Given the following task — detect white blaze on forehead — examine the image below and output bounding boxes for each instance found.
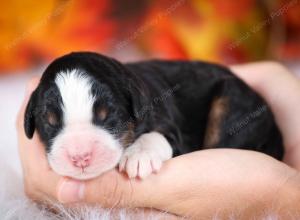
[55,69,95,124]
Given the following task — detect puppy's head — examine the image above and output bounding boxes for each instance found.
[24,52,146,180]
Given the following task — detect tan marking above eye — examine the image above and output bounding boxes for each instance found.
[97,108,108,121]
[47,111,59,126]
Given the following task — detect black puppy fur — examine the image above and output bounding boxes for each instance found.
[24,52,284,160]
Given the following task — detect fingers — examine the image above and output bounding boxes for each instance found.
[19,134,61,203]
[54,169,140,206]
[230,62,300,169]
[230,61,286,87]
[77,170,139,207]
[24,163,61,203]
[56,178,85,203]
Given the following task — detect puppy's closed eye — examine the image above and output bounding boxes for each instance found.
[46,111,59,127]
[96,107,108,121]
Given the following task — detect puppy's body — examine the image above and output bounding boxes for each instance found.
[24,52,283,180]
[126,60,283,157]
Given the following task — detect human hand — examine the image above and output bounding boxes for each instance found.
[231,62,300,170]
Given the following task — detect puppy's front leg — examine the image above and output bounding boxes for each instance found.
[119,132,173,179]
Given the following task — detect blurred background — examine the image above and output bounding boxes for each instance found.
[0,0,300,73]
[0,0,300,173]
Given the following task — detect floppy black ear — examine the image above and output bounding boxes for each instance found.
[126,76,149,121]
[24,91,37,139]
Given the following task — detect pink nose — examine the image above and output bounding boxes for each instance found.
[69,152,92,169]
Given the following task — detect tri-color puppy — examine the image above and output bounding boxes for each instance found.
[24,52,284,180]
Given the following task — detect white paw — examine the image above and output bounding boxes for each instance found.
[118,132,172,179]
[118,144,162,179]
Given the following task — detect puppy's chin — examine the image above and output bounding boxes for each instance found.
[48,148,123,180]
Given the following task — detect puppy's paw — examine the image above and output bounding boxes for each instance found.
[119,144,162,179]
[118,132,172,179]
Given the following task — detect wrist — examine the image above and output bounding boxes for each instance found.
[231,62,300,167]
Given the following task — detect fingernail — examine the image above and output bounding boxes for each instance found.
[57,179,85,203]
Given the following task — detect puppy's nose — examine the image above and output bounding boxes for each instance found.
[69,152,92,169]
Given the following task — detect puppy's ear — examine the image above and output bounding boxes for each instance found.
[127,77,149,121]
[24,91,37,139]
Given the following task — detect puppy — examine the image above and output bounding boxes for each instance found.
[24,52,284,180]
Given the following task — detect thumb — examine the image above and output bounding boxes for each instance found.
[56,169,144,207]
[57,178,85,204]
